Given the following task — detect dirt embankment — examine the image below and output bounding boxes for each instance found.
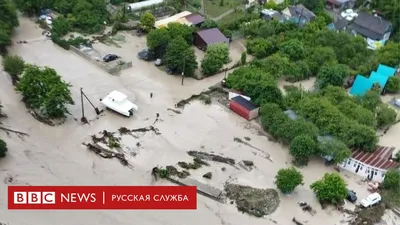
[224,183,280,218]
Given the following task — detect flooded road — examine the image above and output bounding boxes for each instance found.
[0,17,398,225]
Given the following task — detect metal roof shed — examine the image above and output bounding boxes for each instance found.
[229,96,259,120]
[377,64,396,77]
[193,28,229,50]
[369,72,389,91]
[349,75,374,96]
[127,0,164,11]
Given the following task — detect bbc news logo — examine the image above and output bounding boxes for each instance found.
[9,186,197,210]
[14,192,56,204]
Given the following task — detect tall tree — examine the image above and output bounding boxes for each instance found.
[0,0,19,52]
[317,64,349,89]
[16,64,74,118]
[289,135,317,166]
[2,55,25,82]
[164,37,198,76]
[318,138,351,164]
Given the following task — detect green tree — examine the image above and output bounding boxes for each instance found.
[200,19,218,29]
[376,104,397,128]
[146,27,170,58]
[279,39,306,61]
[382,169,400,192]
[375,42,400,67]
[275,167,304,194]
[16,64,74,118]
[318,138,351,164]
[164,37,198,76]
[306,46,337,75]
[357,90,381,111]
[299,0,325,12]
[167,22,193,44]
[310,173,347,204]
[0,0,19,52]
[386,76,400,93]
[201,56,222,75]
[264,0,277,9]
[241,51,247,65]
[0,138,7,158]
[246,38,276,58]
[140,11,155,32]
[51,16,71,36]
[317,64,349,89]
[2,55,25,82]
[289,135,317,166]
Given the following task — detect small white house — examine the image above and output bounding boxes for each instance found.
[339,146,399,182]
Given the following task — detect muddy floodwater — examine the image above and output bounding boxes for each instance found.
[0,17,399,225]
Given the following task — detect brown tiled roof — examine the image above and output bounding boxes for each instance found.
[351,146,399,170]
[196,28,228,45]
[185,13,205,25]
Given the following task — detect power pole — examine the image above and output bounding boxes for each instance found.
[80,88,101,124]
[181,57,186,86]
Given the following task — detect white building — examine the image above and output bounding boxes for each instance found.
[127,0,164,12]
[339,146,399,182]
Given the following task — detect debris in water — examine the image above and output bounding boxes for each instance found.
[203,172,212,179]
[84,143,129,166]
[167,108,182,114]
[176,87,227,108]
[221,167,226,171]
[242,160,254,167]
[233,137,273,162]
[187,151,235,165]
[224,183,280,217]
[244,137,251,141]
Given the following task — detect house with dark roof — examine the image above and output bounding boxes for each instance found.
[328,18,349,32]
[193,28,229,50]
[282,4,316,26]
[339,146,399,182]
[260,9,284,21]
[348,11,392,50]
[326,0,355,12]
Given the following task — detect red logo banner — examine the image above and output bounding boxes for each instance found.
[8,186,197,210]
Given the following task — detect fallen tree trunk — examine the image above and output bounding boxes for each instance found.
[292,217,303,225]
[0,126,29,136]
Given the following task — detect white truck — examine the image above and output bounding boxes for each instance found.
[101,90,138,117]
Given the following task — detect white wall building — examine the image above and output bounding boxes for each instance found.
[339,146,399,182]
[127,0,164,12]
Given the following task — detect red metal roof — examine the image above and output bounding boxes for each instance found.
[351,146,399,170]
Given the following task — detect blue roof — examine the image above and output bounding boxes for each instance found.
[349,75,374,96]
[369,72,389,91]
[377,64,396,77]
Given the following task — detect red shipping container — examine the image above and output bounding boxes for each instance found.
[230,100,250,120]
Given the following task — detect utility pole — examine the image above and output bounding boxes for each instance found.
[81,87,85,123]
[80,88,101,124]
[181,57,186,86]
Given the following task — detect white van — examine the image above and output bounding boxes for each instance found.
[360,193,381,208]
[101,90,138,117]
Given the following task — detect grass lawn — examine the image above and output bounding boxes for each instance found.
[204,0,244,18]
[218,11,245,24]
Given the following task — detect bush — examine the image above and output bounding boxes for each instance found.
[382,169,400,192]
[386,76,400,93]
[2,55,25,81]
[0,139,7,158]
[310,173,348,205]
[275,167,304,194]
[289,135,317,166]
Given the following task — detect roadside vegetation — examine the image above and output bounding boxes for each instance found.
[0,104,7,158]
[16,64,74,119]
[0,0,19,54]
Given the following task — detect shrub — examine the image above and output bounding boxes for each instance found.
[275,167,304,194]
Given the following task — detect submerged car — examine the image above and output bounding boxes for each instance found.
[103,54,118,62]
[137,49,155,61]
[346,189,357,203]
[166,67,178,75]
[154,58,162,66]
